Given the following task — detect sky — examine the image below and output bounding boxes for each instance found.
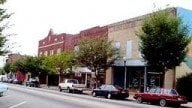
[0,0,192,66]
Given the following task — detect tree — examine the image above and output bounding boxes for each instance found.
[43,52,75,82]
[23,56,47,77]
[12,59,26,73]
[0,0,11,55]
[3,62,12,73]
[137,10,191,87]
[76,37,114,85]
[0,68,4,74]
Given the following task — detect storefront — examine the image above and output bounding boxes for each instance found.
[112,59,164,92]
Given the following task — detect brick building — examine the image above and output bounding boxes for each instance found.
[106,7,192,92]
[38,26,108,56]
[38,26,108,86]
[38,7,192,90]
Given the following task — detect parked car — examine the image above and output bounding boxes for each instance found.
[7,78,14,83]
[26,78,39,87]
[12,79,23,85]
[134,88,187,107]
[58,79,86,93]
[0,83,8,97]
[92,84,129,99]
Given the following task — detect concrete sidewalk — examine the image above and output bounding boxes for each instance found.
[40,85,192,108]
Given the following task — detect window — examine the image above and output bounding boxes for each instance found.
[149,88,156,93]
[50,50,54,55]
[67,79,78,84]
[39,52,43,56]
[55,38,57,41]
[114,41,120,57]
[99,85,106,90]
[57,48,61,54]
[104,85,112,90]
[74,45,79,52]
[155,88,161,94]
[126,40,132,58]
[44,51,48,56]
[170,89,178,95]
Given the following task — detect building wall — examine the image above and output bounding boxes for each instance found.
[38,7,192,89]
[174,8,192,79]
[38,26,108,56]
[7,53,27,64]
[38,29,66,56]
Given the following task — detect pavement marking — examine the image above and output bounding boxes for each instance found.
[9,101,27,108]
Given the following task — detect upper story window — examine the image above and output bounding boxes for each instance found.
[39,52,43,56]
[50,50,54,55]
[126,40,132,58]
[74,45,79,52]
[44,51,48,56]
[55,38,57,41]
[57,48,61,54]
[114,41,120,57]
[43,42,45,45]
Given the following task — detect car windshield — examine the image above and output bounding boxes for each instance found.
[114,85,123,90]
[164,89,178,95]
[67,79,78,84]
[170,89,178,95]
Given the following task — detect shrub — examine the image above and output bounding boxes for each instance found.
[176,73,192,101]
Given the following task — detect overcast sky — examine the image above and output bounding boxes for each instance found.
[2,0,192,57]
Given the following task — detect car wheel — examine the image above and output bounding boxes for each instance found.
[175,104,181,108]
[0,92,3,97]
[159,99,166,107]
[59,86,62,92]
[107,93,112,99]
[92,92,96,97]
[137,97,143,103]
[66,87,70,93]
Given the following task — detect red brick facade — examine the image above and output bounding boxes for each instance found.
[38,26,108,56]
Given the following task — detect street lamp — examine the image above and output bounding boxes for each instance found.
[123,57,127,89]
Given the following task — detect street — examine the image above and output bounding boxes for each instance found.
[0,84,165,108]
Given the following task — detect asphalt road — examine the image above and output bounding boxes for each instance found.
[0,84,166,108]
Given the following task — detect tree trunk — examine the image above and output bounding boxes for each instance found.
[163,68,176,89]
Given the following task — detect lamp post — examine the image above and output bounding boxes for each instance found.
[123,57,127,89]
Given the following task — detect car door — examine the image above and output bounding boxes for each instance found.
[96,85,106,96]
[145,88,157,102]
[102,85,111,97]
[152,88,162,102]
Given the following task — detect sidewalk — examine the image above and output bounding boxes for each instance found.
[40,85,192,108]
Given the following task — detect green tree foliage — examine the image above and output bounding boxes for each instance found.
[3,62,13,73]
[12,59,26,73]
[23,56,47,77]
[76,37,114,75]
[0,0,11,55]
[0,68,4,74]
[176,73,192,101]
[138,10,191,71]
[4,56,48,77]
[42,52,75,75]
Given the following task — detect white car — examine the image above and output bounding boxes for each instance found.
[58,79,85,93]
[0,83,8,96]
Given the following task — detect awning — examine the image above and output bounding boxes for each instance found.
[113,59,147,67]
[73,67,92,73]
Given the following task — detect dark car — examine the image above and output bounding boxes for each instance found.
[92,84,129,99]
[26,78,39,87]
[134,88,187,107]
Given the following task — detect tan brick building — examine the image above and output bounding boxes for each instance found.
[106,7,192,92]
